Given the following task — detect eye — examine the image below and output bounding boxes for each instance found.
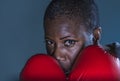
[64,40,77,47]
[45,39,55,47]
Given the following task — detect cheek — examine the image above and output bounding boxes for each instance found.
[83,33,93,46]
[67,42,84,63]
[46,46,54,55]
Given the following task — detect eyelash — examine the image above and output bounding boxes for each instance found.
[46,39,55,47]
[64,40,78,47]
[46,39,78,48]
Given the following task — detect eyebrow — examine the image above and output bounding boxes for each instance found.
[60,36,71,40]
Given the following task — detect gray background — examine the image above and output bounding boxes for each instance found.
[0,0,120,81]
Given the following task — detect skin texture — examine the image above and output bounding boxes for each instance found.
[44,16,101,74]
[43,0,102,75]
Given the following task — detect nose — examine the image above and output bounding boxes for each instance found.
[53,46,66,61]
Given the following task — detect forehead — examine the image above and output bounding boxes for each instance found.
[44,17,87,35]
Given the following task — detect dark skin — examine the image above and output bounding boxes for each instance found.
[44,16,101,74]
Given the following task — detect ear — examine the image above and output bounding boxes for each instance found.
[93,27,102,45]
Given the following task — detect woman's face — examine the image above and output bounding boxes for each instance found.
[44,17,93,73]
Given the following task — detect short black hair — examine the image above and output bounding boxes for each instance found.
[44,0,100,31]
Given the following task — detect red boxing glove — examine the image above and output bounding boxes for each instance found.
[69,45,120,81]
[20,54,66,81]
